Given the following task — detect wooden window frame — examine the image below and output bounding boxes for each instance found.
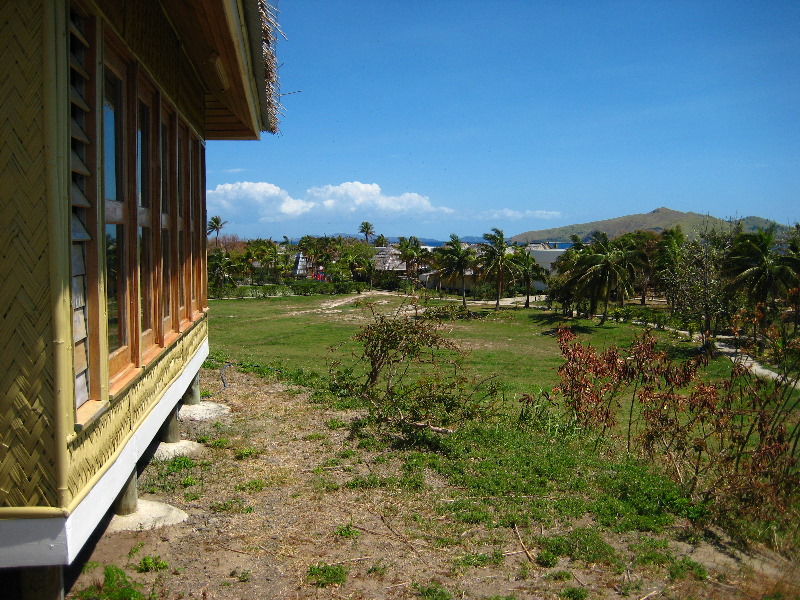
[68,2,209,415]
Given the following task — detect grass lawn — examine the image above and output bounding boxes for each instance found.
[208,294,734,400]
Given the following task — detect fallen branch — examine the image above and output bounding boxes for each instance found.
[513,524,535,563]
[329,556,373,566]
[406,421,455,435]
[351,525,432,549]
[213,543,254,556]
[385,581,412,590]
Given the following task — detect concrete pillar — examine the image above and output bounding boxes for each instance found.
[182,373,201,406]
[159,405,180,443]
[19,566,64,600]
[113,470,138,516]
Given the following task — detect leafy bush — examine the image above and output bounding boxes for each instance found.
[554,327,800,538]
[331,302,501,433]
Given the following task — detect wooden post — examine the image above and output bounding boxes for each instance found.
[159,405,180,443]
[182,372,201,405]
[19,566,64,600]
[113,470,138,516]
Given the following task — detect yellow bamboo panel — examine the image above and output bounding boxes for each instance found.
[0,0,58,508]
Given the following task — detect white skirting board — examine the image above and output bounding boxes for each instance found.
[0,338,208,568]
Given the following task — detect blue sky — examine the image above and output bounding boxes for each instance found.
[206,0,800,241]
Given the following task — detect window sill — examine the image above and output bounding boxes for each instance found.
[74,400,110,432]
[108,363,141,397]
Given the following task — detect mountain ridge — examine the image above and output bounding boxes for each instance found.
[510,207,788,243]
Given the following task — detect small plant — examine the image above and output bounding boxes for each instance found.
[200,388,212,398]
[630,538,673,566]
[209,438,231,449]
[74,565,144,600]
[326,418,347,430]
[230,568,251,582]
[235,478,266,492]
[135,555,169,573]
[307,562,347,587]
[413,582,453,600]
[184,491,200,501]
[81,561,101,574]
[367,561,387,576]
[234,446,259,460]
[335,523,361,538]
[546,570,572,581]
[536,550,558,568]
[127,542,145,558]
[181,475,198,487]
[559,587,588,600]
[668,557,707,581]
[165,456,195,473]
[303,432,328,442]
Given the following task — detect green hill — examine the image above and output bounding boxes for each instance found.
[510,207,788,243]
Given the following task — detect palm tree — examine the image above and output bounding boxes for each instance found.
[435,234,477,307]
[206,215,227,248]
[397,236,423,283]
[358,221,375,245]
[566,231,635,324]
[479,228,517,310]
[374,234,388,248]
[723,226,797,328]
[512,245,548,308]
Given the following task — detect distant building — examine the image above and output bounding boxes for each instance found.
[373,246,406,272]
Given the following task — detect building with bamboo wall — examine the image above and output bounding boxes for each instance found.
[0,0,278,592]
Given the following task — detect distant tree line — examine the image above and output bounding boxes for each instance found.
[206,216,800,351]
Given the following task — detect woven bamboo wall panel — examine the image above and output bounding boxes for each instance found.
[66,318,207,498]
[129,319,207,427]
[0,0,59,507]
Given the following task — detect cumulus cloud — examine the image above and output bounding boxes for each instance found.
[207,181,315,223]
[207,180,452,226]
[306,181,453,214]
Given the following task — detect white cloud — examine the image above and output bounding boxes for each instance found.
[306,181,453,214]
[207,181,315,224]
[207,180,452,227]
[478,208,561,220]
[206,179,560,238]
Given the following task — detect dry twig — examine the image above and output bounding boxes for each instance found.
[513,524,535,563]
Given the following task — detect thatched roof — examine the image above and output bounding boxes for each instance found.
[248,0,283,133]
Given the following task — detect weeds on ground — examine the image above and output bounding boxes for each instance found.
[335,523,361,539]
[307,562,347,587]
[413,582,452,600]
[134,555,168,573]
[140,456,205,495]
[73,565,149,600]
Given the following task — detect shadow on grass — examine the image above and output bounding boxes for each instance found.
[662,343,705,362]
